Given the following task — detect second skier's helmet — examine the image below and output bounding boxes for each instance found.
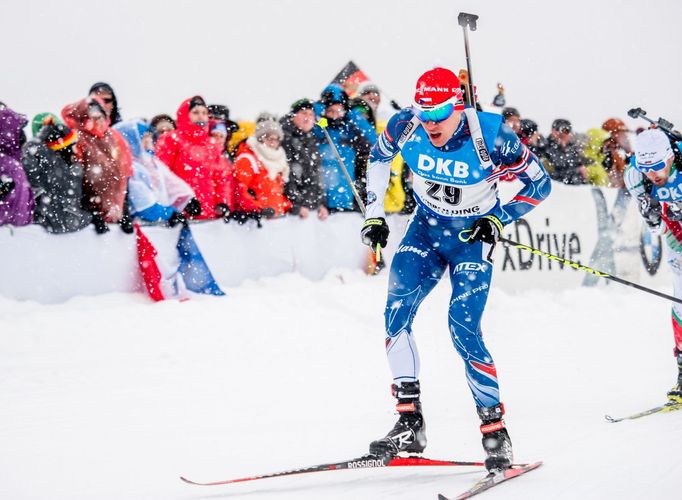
[635,128,674,172]
[413,67,464,123]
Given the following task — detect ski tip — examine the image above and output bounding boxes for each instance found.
[437,494,450,500]
[180,476,200,485]
[604,414,619,423]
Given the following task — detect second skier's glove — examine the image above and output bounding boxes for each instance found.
[666,201,682,222]
[468,215,503,244]
[638,194,662,228]
[361,217,389,249]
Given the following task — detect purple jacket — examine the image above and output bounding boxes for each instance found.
[0,107,34,225]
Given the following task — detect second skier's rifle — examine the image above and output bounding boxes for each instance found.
[628,107,682,141]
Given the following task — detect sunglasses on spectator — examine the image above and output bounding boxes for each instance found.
[413,97,464,123]
[101,97,114,104]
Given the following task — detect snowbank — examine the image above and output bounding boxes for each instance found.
[0,183,670,303]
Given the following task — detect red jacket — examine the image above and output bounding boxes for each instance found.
[61,97,132,222]
[233,140,292,216]
[155,97,231,219]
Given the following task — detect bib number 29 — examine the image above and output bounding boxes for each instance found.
[425,181,461,206]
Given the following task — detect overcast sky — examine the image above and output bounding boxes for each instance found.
[3,0,680,134]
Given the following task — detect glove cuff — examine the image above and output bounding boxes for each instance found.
[363,217,386,228]
[483,215,503,233]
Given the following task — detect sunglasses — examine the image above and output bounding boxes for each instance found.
[413,97,464,123]
[637,161,667,173]
[101,97,114,104]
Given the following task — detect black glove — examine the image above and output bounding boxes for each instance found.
[0,178,15,200]
[231,211,249,224]
[168,211,187,228]
[361,217,389,249]
[666,202,682,222]
[261,207,276,218]
[215,203,231,223]
[468,215,503,244]
[185,198,202,217]
[119,213,134,234]
[91,212,109,234]
[638,194,662,227]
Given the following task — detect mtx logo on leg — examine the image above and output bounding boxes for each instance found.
[452,262,487,274]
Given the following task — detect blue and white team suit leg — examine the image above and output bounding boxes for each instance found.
[385,215,500,407]
[361,68,551,472]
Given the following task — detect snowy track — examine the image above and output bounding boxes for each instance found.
[1,271,680,499]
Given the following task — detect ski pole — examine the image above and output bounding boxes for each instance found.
[316,118,382,261]
[457,12,479,107]
[499,236,682,305]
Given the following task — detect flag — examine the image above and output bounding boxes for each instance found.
[331,61,369,98]
[176,225,225,296]
[135,224,188,301]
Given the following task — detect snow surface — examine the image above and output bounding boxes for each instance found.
[1,270,680,499]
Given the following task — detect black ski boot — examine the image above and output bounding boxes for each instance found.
[477,403,513,473]
[369,381,426,457]
[667,348,682,403]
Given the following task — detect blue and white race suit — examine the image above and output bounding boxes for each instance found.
[365,107,551,408]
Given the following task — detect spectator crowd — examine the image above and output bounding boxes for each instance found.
[0,80,637,235]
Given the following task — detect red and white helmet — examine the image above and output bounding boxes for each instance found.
[413,67,465,122]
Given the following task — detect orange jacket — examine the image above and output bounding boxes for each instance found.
[233,141,292,216]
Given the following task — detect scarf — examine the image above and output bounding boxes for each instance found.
[247,135,289,181]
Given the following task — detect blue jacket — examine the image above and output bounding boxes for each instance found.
[313,119,369,211]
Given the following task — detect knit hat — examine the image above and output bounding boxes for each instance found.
[602,118,629,135]
[634,128,674,172]
[520,118,538,139]
[150,114,176,131]
[552,118,572,134]
[38,120,78,151]
[321,84,349,110]
[358,81,380,96]
[188,95,207,112]
[291,98,314,114]
[208,104,239,133]
[502,107,520,120]
[31,112,62,137]
[254,119,283,140]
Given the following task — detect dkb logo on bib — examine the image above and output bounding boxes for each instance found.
[417,154,469,178]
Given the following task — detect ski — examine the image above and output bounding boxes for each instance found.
[437,461,543,500]
[180,454,521,486]
[605,400,682,423]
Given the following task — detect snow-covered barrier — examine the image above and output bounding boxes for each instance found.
[0,183,670,303]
